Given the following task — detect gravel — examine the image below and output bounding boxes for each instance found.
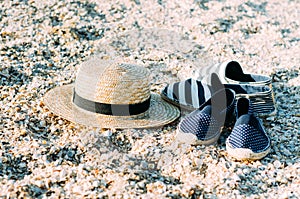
[0,0,299,198]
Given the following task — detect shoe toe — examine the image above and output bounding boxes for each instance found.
[228,124,270,153]
[179,110,220,141]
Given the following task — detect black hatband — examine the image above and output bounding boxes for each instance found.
[72,91,151,116]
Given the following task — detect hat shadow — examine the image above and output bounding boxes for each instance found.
[78,124,191,195]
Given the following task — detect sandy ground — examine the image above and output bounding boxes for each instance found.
[0,0,299,198]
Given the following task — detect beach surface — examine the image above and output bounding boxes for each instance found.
[0,0,299,198]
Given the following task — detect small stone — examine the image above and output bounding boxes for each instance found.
[273,160,281,169]
[20,129,27,136]
[193,158,203,167]
[141,161,148,169]
[39,120,46,127]
[232,174,241,182]
[35,180,43,188]
[242,168,250,174]
[266,116,275,121]
[137,181,145,189]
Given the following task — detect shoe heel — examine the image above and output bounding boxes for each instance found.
[224,113,235,128]
[238,87,276,116]
[224,102,236,128]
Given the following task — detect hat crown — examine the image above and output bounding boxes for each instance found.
[74,57,150,105]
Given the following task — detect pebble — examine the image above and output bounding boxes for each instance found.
[273,160,282,169]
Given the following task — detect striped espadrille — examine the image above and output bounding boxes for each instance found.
[161,73,276,116]
[191,61,272,87]
[226,97,271,160]
[190,60,276,115]
[161,78,213,111]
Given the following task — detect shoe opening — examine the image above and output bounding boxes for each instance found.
[225,61,256,82]
[236,97,250,117]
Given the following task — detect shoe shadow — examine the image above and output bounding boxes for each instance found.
[214,68,300,198]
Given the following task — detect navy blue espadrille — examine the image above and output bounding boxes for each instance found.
[226,97,271,160]
[176,88,236,145]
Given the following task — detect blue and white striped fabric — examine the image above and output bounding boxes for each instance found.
[190,61,276,115]
[191,61,272,87]
[162,78,212,110]
[161,73,276,115]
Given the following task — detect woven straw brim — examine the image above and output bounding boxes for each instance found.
[43,84,180,129]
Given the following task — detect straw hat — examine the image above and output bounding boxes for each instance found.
[43,56,180,129]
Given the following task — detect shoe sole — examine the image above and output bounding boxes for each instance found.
[226,140,271,160]
[176,127,221,146]
[257,107,277,117]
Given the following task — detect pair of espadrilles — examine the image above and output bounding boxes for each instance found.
[161,61,275,160]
